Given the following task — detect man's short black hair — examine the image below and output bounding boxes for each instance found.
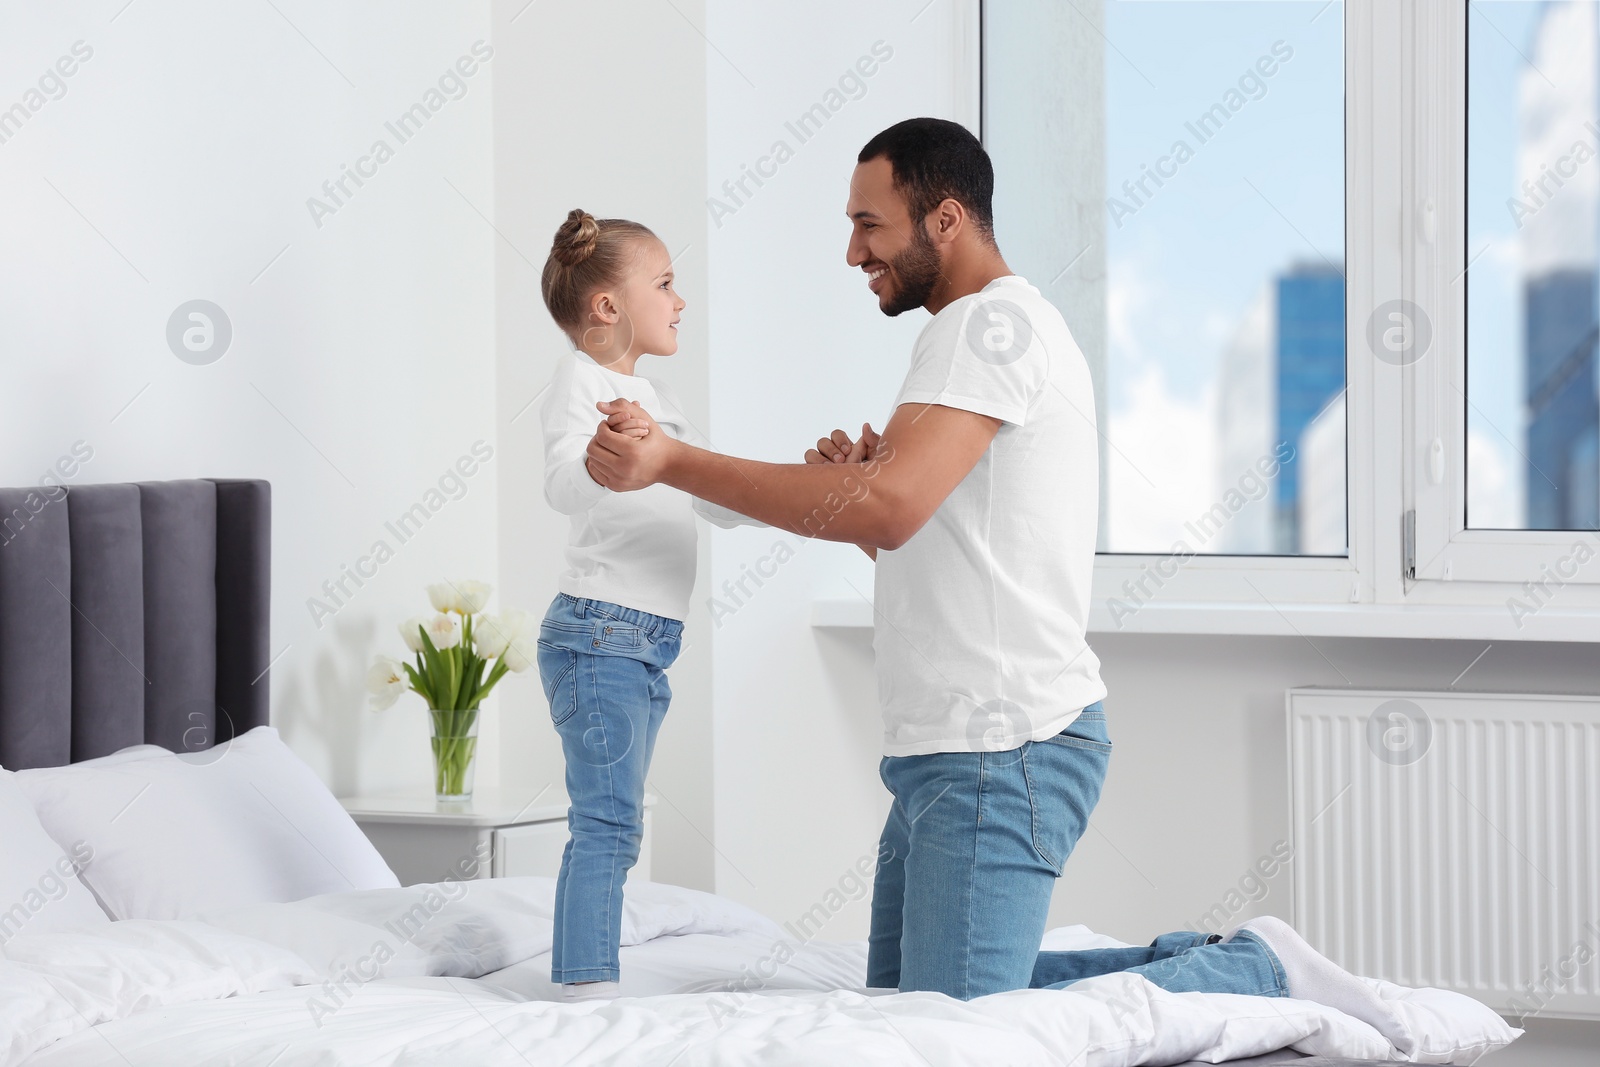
[857,117,995,242]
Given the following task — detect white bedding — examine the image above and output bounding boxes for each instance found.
[2,877,1519,1066]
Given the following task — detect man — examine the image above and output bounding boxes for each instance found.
[583,119,1402,1037]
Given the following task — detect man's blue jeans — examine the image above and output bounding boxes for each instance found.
[866,703,1287,1000]
[535,593,683,984]
[1029,927,1285,996]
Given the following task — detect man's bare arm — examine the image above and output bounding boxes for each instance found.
[585,402,1002,551]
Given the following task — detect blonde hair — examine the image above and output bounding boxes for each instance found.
[540,209,656,337]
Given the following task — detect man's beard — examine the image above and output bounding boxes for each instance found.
[880,224,942,317]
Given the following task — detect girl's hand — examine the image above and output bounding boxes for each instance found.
[599,398,652,439]
[589,399,675,491]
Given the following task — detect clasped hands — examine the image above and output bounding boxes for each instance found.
[584,397,880,492]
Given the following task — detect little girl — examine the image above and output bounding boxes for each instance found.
[536,208,759,1000]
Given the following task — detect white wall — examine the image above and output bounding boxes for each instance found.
[2,0,721,898]
[700,0,982,938]
[490,0,716,891]
[0,1,499,793]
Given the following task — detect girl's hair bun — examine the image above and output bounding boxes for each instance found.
[540,210,656,336]
[551,208,600,267]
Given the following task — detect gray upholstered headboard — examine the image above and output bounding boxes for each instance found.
[0,478,271,769]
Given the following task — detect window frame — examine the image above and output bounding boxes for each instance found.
[1411,0,1600,598]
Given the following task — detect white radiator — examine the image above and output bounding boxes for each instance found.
[1288,688,1600,1021]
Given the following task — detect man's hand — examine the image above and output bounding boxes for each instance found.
[804,422,879,465]
[587,398,681,491]
[804,422,882,561]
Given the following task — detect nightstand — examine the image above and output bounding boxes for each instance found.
[339,788,656,887]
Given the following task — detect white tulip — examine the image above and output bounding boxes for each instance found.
[425,580,492,615]
[500,610,539,673]
[366,655,408,711]
[426,582,465,614]
[502,633,537,673]
[398,614,430,654]
[474,613,512,659]
[456,580,492,614]
[425,612,461,650]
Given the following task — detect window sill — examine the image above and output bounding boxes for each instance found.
[810,597,1600,643]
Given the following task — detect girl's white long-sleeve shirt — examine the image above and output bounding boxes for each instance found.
[540,350,763,622]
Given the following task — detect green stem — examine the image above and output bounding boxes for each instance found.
[476,658,511,703]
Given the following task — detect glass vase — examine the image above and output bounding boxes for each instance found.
[429,706,479,802]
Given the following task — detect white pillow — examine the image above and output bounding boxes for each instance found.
[15,726,399,920]
[1367,977,1525,1063]
[73,744,172,766]
[0,771,111,940]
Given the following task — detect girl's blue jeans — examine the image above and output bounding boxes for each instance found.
[866,703,1288,1000]
[535,593,683,984]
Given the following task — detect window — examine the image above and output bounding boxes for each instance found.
[972,0,1600,635]
[1411,0,1600,601]
[985,0,1347,557]
[1467,1,1600,533]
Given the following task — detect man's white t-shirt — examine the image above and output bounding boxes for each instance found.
[873,274,1106,756]
[540,351,760,622]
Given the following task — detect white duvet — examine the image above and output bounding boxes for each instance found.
[1,877,1519,1066]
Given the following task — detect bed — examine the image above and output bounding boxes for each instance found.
[0,478,1521,1065]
